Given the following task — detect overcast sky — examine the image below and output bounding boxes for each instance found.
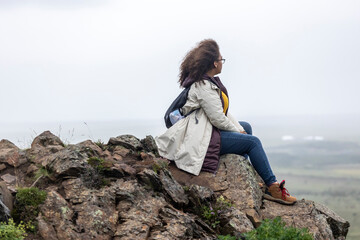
[1,0,359,123]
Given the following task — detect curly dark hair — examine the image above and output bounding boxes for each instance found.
[178,39,220,86]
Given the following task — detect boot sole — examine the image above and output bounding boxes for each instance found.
[263,194,297,205]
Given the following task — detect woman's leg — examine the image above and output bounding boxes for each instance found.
[220,130,277,186]
[238,121,252,159]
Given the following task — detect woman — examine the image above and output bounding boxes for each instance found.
[155,39,296,205]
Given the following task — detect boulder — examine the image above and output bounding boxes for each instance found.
[260,199,349,240]
[140,135,159,155]
[0,181,13,211]
[29,131,65,165]
[0,139,26,167]
[77,140,104,158]
[0,199,10,222]
[46,145,88,178]
[159,169,189,206]
[169,154,264,211]
[108,135,142,151]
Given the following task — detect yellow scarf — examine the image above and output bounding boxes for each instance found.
[221,91,229,114]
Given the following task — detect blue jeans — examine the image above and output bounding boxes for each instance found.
[220,121,277,186]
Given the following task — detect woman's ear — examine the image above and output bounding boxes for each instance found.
[214,62,218,68]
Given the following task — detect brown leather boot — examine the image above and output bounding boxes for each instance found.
[263,180,297,205]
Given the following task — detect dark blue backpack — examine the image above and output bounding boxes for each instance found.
[164,87,191,128]
[164,79,218,128]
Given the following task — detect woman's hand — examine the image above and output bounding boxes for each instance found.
[240,130,247,134]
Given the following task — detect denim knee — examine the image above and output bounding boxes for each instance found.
[238,121,252,135]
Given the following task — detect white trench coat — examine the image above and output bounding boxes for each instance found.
[155,80,244,175]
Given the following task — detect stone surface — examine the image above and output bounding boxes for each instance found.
[77,140,104,158]
[0,139,26,167]
[315,202,350,239]
[2,131,348,240]
[46,145,88,178]
[29,131,65,165]
[0,163,6,171]
[220,208,254,235]
[260,199,349,240]
[159,169,189,206]
[1,173,16,184]
[169,154,264,210]
[140,135,159,155]
[0,199,10,222]
[108,135,142,151]
[0,181,13,211]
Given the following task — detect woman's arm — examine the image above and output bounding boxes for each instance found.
[196,81,239,132]
[227,112,245,132]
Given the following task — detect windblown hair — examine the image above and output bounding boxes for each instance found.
[179,39,220,87]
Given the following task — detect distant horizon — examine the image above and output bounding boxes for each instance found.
[1,113,360,149]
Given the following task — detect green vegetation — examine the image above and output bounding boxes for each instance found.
[244,217,313,240]
[202,196,233,230]
[217,235,238,240]
[11,187,47,232]
[95,139,107,151]
[34,167,50,180]
[87,157,106,171]
[152,159,169,174]
[0,219,27,240]
[81,157,110,189]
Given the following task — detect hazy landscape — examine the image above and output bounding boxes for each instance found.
[1,114,359,239]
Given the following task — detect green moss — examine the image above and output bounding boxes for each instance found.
[152,159,169,174]
[11,187,46,232]
[88,157,105,171]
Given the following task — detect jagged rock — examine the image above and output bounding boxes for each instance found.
[29,131,65,165]
[0,181,13,211]
[260,199,349,240]
[169,154,264,210]
[140,135,159,155]
[26,163,39,175]
[315,202,350,239]
[244,208,262,228]
[104,163,136,178]
[112,146,130,158]
[31,131,65,149]
[159,169,189,206]
[38,190,80,240]
[220,208,254,235]
[148,206,212,240]
[1,173,16,184]
[0,164,6,171]
[0,199,10,222]
[188,185,215,211]
[46,145,88,178]
[77,140,104,158]
[108,135,142,151]
[0,182,12,222]
[137,168,163,191]
[0,139,26,167]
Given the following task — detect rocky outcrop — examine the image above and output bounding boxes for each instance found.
[0,131,350,240]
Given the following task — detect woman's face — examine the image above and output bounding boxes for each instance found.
[214,53,223,75]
